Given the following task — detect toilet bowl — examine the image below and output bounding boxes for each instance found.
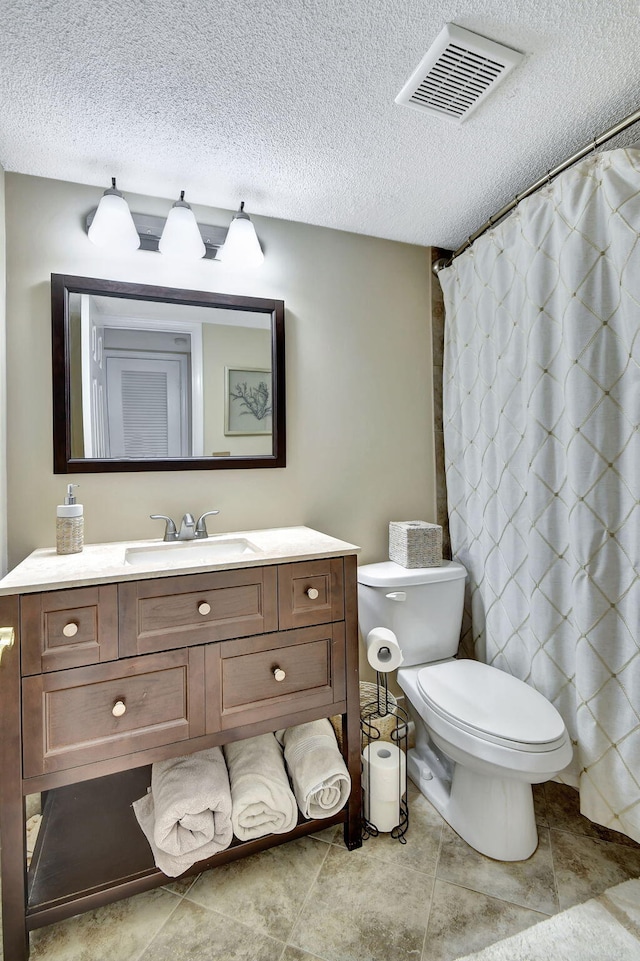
[399,659,572,860]
[357,560,572,861]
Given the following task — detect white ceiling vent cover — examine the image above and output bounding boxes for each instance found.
[396,23,523,124]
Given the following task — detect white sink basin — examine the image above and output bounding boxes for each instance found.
[124,537,260,566]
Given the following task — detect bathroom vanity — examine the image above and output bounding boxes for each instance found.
[0,526,362,961]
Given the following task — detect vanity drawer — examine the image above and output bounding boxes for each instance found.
[206,623,346,731]
[278,558,344,629]
[119,567,278,656]
[21,585,118,675]
[22,648,205,777]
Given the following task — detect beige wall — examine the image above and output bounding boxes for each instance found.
[0,164,6,575]
[4,173,436,572]
[430,250,451,561]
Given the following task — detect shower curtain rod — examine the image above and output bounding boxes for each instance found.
[433,105,640,273]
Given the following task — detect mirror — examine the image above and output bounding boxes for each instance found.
[52,275,285,472]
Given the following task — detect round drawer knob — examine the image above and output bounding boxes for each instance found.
[306,588,319,600]
[198,601,211,616]
[62,622,79,638]
[273,667,286,682]
[112,700,126,718]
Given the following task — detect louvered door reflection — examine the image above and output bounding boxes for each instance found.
[105,356,189,457]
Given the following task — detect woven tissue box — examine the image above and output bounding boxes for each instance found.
[389,520,443,569]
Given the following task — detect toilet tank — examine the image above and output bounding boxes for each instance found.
[357,560,467,667]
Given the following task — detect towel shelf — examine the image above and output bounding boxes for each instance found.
[25,767,347,929]
[0,550,361,961]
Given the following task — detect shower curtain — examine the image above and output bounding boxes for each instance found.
[439,146,640,843]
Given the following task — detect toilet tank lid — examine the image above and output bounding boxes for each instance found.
[357,560,467,587]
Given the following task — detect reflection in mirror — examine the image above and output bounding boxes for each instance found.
[52,276,285,472]
[69,295,273,458]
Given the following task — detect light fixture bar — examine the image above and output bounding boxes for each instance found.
[85,209,228,260]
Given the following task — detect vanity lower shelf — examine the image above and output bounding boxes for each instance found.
[27,766,347,929]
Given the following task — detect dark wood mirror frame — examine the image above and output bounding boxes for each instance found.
[51,274,286,473]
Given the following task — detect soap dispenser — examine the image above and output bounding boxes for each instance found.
[56,484,84,555]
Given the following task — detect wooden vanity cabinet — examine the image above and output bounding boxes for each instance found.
[0,553,361,961]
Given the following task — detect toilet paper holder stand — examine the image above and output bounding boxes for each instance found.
[361,670,409,844]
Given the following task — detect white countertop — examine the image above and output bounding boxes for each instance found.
[0,526,361,595]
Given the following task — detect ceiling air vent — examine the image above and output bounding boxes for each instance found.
[395,23,523,123]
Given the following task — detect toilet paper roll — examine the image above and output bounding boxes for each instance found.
[362,742,406,832]
[365,627,404,672]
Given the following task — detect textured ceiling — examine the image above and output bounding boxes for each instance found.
[1,0,640,248]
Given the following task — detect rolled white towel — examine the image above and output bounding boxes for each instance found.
[276,718,351,820]
[224,733,298,841]
[133,747,233,877]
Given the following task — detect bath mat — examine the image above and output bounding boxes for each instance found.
[455,878,640,961]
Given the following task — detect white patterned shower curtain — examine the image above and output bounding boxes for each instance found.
[439,147,640,842]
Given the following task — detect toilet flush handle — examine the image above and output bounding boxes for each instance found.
[385,591,407,602]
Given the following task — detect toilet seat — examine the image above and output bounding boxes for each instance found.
[416,660,568,753]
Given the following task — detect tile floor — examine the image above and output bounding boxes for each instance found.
[3,780,640,961]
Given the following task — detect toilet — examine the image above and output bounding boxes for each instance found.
[357,560,572,861]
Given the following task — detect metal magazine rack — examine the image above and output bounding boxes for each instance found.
[360,672,409,843]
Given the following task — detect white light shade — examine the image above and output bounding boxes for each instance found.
[159,199,206,259]
[87,189,140,251]
[219,206,264,268]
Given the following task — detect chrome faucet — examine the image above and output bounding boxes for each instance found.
[151,511,220,542]
[178,513,196,540]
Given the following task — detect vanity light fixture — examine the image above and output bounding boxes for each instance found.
[86,183,264,265]
[158,190,206,259]
[87,178,140,252]
[218,202,264,268]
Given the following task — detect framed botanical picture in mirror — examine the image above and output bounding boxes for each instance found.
[225,366,273,435]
